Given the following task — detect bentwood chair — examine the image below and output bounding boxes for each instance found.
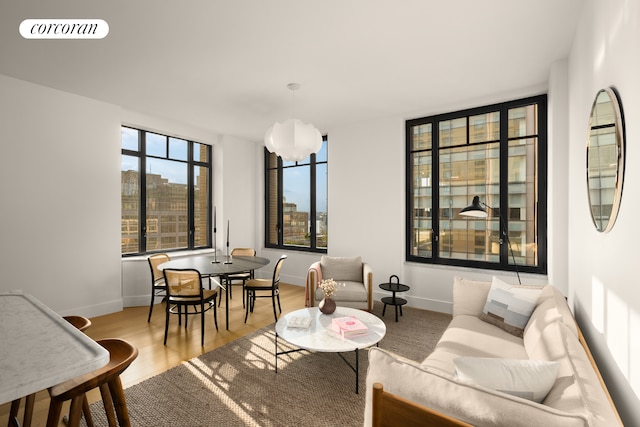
[147,253,170,322]
[8,315,93,427]
[162,268,218,346]
[47,338,139,427]
[244,255,287,323]
[219,247,256,307]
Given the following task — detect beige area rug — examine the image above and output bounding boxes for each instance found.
[89,302,451,427]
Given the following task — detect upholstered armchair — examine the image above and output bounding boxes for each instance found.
[305,256,373,311]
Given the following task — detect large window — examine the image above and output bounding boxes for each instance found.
[406,95,547,275]
[265,137,328,252]
[121,127,212,255]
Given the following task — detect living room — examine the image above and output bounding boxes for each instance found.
[1,1,639,425]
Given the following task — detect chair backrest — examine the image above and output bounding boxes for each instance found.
[148,253,170,283]
[271,255,287,286]
[163,269,203,297]
[231,247,256,256]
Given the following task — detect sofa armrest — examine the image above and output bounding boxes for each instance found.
[365,347,587,427]
[363,262,373,311]
[306,261,322,307]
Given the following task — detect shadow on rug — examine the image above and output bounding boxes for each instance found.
[89,302,451,427]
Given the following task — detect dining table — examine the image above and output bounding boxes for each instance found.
[158,254,270,330]
[0,293,110,424]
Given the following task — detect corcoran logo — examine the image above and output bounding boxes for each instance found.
[19,19,109,39]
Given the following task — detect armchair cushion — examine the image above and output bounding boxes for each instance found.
[314,280,368,302]
[320,256,362,282]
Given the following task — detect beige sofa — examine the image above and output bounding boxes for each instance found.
[365,277,622,427]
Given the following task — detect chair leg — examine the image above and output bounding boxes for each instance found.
[244,290,251,323]
[201,302,205,346]
[46,399,63,427]
[164,305,170,345]
[147,291,155,322]
[213,296,219,331]
[272,292,278,323]
[107,376,131,427]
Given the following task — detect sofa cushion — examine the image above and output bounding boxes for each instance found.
[314,280,367,302]
[479,276,543,337]
[365,347,588,427]
[423,314,528,374]
[453,357,559,403]
[320,256,362,282]
[452,276,491,317]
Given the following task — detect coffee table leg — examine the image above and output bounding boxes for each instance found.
[355,348,359,394]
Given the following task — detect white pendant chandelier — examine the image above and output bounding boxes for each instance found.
[264,83,322,162]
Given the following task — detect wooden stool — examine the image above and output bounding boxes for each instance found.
[7,316,93,427]
[47,338,138,427]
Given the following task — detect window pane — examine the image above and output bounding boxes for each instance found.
[508,104,538,138]
[121,155,139,254]
[411,123,432,150]
[145,158,188,251]
[169,137,188,161]
[283,165,310,247]
[121,127,138,151]
[439,118,466,147]
[194,165,209,247]
[411,152,432,257]
[469,112,499,143]
[267,168,278,245]
[316,140,327,163]
[508,137,538,267]
[316,162,327,249]
[194,142,208,162]
[439,143,500,261]
[146,133,166,157]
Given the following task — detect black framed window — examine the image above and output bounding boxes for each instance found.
[406,95,547,275]
[121,126,212,256]
[265,137,328,252]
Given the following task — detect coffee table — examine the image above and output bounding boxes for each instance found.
[274,307,386,394]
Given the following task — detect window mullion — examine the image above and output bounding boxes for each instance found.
[139,130,147,253]
[499,107,509,268]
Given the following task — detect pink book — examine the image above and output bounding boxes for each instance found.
[332,316,369,337]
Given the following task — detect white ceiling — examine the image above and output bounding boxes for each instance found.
[0,0,584,142]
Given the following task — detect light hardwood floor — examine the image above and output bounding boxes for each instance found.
[0,283,306,426]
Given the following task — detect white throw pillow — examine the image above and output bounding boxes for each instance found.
[454,357,559,403]
[479,276,542,337]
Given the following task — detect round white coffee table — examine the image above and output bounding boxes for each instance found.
[274,306,386,393]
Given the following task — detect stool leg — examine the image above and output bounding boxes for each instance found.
[99,383,118,427]
[23,393,35,427]
[67,395,84,427]
[108,376,132,427]
[82,395,95,427]
[46,399,63,427]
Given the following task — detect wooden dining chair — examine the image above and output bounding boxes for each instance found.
[7,315,93,427]
[47,338,138,427]
[162,268,218,346]
[219,247,256,307]
[244,255,287,323]
[147,253,170,322]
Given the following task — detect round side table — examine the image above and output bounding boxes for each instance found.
[379,275,410,322]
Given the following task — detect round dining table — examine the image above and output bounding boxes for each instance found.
[158,254,270,330]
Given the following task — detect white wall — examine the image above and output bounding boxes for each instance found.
[567,0,640,424]
[0,74,123,317]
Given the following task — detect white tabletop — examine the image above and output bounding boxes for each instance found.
[275,307,386,352]
[0,293,110,405]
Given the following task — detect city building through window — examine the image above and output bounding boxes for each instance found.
[121,126,212,255]
[265,137,327,252]
[406,95,547,275]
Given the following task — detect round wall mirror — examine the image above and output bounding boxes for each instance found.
[586,87,625,233]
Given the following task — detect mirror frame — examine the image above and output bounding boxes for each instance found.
[586,87,625,233]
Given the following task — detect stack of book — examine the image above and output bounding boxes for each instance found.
[331,316,369,338]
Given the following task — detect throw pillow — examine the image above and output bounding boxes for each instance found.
[454,357,559,403]
[479,276,542,337]
[320,256,362,282]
